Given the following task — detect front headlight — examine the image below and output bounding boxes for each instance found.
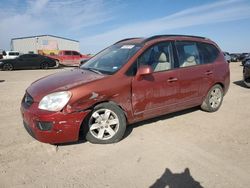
[38,91,71,111]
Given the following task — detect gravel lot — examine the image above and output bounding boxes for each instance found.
[0,63,249,188]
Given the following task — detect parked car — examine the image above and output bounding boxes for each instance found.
[230,53,240,62]
[238,53,250,62]
[243,60,250,88]
[241,55,250,66]
[21,35,230,144]
[45,50,91,66]
[2,51,20,59]
[0,54,56,71]
[223,52,231,63]
[0,49,5,59]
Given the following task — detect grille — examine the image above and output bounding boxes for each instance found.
[23,93,34,108]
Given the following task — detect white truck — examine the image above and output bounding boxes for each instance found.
[3,51,20,59]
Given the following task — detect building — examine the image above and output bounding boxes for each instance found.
[11,35,80,54]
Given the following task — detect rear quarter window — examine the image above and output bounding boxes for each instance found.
[197,42,219,64]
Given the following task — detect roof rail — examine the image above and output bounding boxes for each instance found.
[114,37,142,44]
[143,35,207,43]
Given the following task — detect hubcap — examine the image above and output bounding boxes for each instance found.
[3,64,13,70]
[209,88,222,109]
[89,109,119,140]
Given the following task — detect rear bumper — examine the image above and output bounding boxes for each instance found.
[20,103,90,144]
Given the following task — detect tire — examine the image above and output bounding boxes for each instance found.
[2,63,13,71]
[55,60,60,68]
[40,62,49,69]
[244,78,250,88]
[85,102,126,144]
[201,84,224,112]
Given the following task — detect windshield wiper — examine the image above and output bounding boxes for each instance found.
[83,67,103,75]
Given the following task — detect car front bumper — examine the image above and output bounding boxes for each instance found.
[20,102,90,144]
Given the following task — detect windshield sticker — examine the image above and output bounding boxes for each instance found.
[121,45,135,49]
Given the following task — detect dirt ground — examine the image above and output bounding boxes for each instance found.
[0,63,249,188]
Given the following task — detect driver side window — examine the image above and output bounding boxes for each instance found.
[138,42,173,72]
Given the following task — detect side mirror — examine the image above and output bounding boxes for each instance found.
[137,65,153,76]
[79,59,89,67]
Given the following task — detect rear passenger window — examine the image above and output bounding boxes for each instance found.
[72,51,80,55]
[64,51,72,55]
[197,42,219,64]
[175,41,200,67]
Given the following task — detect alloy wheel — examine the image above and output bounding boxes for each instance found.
[209,88,222,109]
[3,63,13,71]
[89,109,119,140]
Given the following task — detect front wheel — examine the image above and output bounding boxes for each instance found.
[201,84,224,112]
[85,103,126,144]
[2,63,13,71]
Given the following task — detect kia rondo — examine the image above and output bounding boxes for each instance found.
[21,35,230,144]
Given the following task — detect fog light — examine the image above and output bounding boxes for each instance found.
[36,121,53,131]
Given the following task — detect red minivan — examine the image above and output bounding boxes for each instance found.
[21,35,230,144]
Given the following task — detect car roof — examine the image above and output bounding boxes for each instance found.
[115,35,212,45]
[6,51,19,53]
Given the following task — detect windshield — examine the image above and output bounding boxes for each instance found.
[80,44,141,75]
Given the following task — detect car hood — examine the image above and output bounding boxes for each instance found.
[27,68,107,101]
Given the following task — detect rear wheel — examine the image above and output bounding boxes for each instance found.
[40,62,49,69]
[55,60,60,68]
[2,63,13,71]
[201,84,224,112]
[85,103,126,144]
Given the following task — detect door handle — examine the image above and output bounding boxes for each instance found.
[205,70,213,75]
[167,77,178,82]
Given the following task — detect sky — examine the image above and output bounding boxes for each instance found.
[0,0,250,54]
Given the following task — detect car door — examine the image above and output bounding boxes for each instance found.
[131,41,179,120]
[16,54,32,68]
[63,51,73,65]
[196,42,218,97]
[174,41,203,109]
[72,51,81,65]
